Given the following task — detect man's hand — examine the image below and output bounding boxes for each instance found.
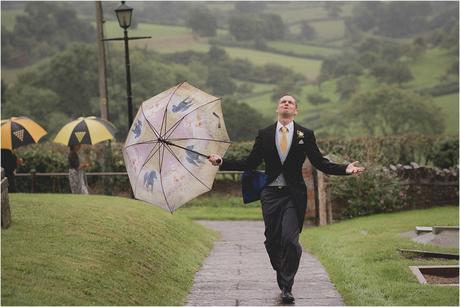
[208,154,222,166]
[346,161,365,175]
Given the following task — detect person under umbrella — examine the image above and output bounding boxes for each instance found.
[54,116,116,194]
[1,116,47,192]
[1,149,24,192]
[68,144,90,194]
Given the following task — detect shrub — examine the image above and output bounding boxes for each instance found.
[307,93,330,105]
[427,138,459,168]
[330,167,408,218]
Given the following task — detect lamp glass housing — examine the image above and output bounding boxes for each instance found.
[115,2,133,29]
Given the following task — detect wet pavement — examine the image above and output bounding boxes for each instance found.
[186,221,344,306]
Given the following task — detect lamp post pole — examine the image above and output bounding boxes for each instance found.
[103,1,150,130]
[122,28,134,128]
[102,1,150,199]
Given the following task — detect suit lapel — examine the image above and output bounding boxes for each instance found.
[266,123,282,166]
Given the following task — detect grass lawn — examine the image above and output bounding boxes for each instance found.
[2,193,217,306]
[301,206,459,306]
[176,193,263,221]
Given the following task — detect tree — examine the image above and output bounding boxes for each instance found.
[335,75,359,101]
[324,2,343,18]
[221,97,271,141]
[186,7,217,37]
[206,67,236,96]
[229,15,260,41]
[2,2,95,67]
[8,44,183,138]
[307,93,330,105]
[228,13,285,41]
[259,14,285,40]
[300,21,316,40]
[2,85,61,127]
[345,85,444,136]
[206,45,229,64]
[370,62,414,86]
[402,37,427,61]
[271,76,303,101]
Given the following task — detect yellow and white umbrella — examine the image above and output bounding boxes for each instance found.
[54,116,116,146]
[1,116,47,150]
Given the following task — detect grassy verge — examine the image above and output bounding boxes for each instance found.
[176,193,263,221]
[2,193,217,306]
[301,206,459,306]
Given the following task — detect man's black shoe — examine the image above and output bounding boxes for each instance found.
[281,288,295,304]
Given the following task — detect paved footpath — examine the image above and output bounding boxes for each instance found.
[186,221,344,306]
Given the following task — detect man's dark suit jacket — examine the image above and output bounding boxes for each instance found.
[221,121,349,231]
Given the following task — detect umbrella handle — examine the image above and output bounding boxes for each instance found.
[162,140,221,164]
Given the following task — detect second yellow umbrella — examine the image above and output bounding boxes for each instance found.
[54,116,116,146]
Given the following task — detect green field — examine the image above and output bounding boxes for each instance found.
[408,48,458,89]
[267,41,340,58]
[102,21,210,53]
[223,46,322,80]
[267,4,328,23]
[2,194,216,305]
[302,206,459,305]
[310,19,345,42]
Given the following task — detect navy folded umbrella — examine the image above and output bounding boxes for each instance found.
[242,170,268,204]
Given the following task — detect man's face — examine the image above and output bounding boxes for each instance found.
[276,95,298,117]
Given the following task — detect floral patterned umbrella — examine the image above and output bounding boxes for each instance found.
[123,82,231,212]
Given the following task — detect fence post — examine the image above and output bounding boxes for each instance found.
[1,168,12,229]
[317,172,331,225]
[30,169,36,193]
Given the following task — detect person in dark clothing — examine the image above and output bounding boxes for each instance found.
[208,95,364,303]
[1,149,22,192]
[68,144,90,194]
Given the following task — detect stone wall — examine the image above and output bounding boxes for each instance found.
[386,163,459,209]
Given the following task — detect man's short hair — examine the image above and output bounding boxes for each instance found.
[278,94,297,107]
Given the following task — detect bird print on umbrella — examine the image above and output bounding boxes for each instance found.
[185,145,205,166]
[172,97,193,113]
[132,119,142,139]
[143,170,157,191]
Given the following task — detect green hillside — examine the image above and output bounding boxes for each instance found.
[2,2,458,139]
[2,194,216,306]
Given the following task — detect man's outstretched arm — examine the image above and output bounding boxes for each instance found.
[209,131,264,170]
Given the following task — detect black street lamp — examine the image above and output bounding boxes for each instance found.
[115,1,134,128]
[103,1,150,130]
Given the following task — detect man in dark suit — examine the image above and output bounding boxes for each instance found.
[209,95,364,304]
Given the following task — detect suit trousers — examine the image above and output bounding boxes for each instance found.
[260,186,302,291]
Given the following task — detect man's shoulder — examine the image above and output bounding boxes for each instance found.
[259,123,277,134]
[294,122,313,135]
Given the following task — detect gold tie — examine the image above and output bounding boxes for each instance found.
[280,126,288,155]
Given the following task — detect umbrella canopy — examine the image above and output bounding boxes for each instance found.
[123,82,231,212]
[1,116,47,150]
[54,116,116,146]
